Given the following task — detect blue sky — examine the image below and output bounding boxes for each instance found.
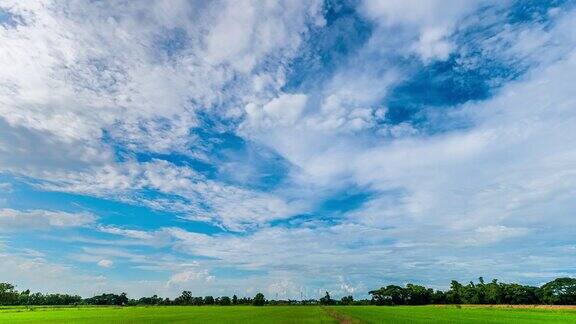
[1,0,576,299]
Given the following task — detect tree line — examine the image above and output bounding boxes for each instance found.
[1,277,575,306]
[368,277,576,306]
[0,283,267,306]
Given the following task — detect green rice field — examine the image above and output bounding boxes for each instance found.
[1,305,576,323]
[330,305,576,323]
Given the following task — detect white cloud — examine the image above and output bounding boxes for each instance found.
[0,248,108,296]
[360,0,479,27]
[0,209,95,230]
[35,159,303,231]
[338,276,357,295]
[414,26,454,62]
[201,7,576,292]
[359,0,487,61]
[246,93,308,127]
[467,226,530,246]
[97,259,113,268]
[1,0,576,298]
[0,182,12,193]
[204,1,323,73]
[0,0,323,174]
[0,0,325,231]
[167,269,214,287]
[97,226,158,241]
[80,218,568,297]
[237,8,576,239]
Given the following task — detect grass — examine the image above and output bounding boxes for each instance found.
[2,305,576,323]
[0,305,337,323]
[329,305,576,323]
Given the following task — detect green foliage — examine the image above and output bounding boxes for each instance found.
[192,297,204,306]
[0,283,19,305]
[138,295,164,306]
[252,293,265,306]
[1,283,82,306]
[174,291,193,305]
[446,280,463,304]
[368,277,573,306]
[1,276,576,307]
[539,278,576,305]
[405,284,433,305]
[501,283,538,304]
[319,291,335,305]
[369,285,408,305]
[84,293,128,306]
[204,296,215,305]
[448,278,541,305]
[431,290,447,304]
[219,296,231,306]
[340,295,354,305]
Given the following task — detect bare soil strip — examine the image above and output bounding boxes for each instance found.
[323,307,361,324]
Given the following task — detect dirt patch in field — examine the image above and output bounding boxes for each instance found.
[323,307,361,324]
[435,304,576,310]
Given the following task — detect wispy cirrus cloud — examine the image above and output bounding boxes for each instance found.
[0,208,95,230]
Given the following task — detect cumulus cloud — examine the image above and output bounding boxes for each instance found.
[0,0,342,233]
[167,270,215,287]
[1,0,576,298]
[246,93,308,127]
[359,0,488,61]
[0,0,323,170]
[97,259,113,268]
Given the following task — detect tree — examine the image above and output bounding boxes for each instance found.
[0,283,19,305]
[85,293,127,306]
[219,296,231,306]
[446,281,463,304]
[175,291,192,305]
[484,279,502,304]
[18,289,31,305]
[340,295,354,305]
[253,293,265,306]
[138,295,163,305]
[539,278,576,305]
[369,285,406,305]
[239,297,252,305]
[118,292,129,306]
[501,283,538,304]
[319,291,334,305]
[405,284,432,305]
[192,297,203,306]
[431,290,446,304]
[460,281,480,304]
[204,296,215,305]
[232,294,238,305]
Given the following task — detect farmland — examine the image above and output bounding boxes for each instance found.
[0,306,336,323]
[330,305,576,323]
[2,305,576,323]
